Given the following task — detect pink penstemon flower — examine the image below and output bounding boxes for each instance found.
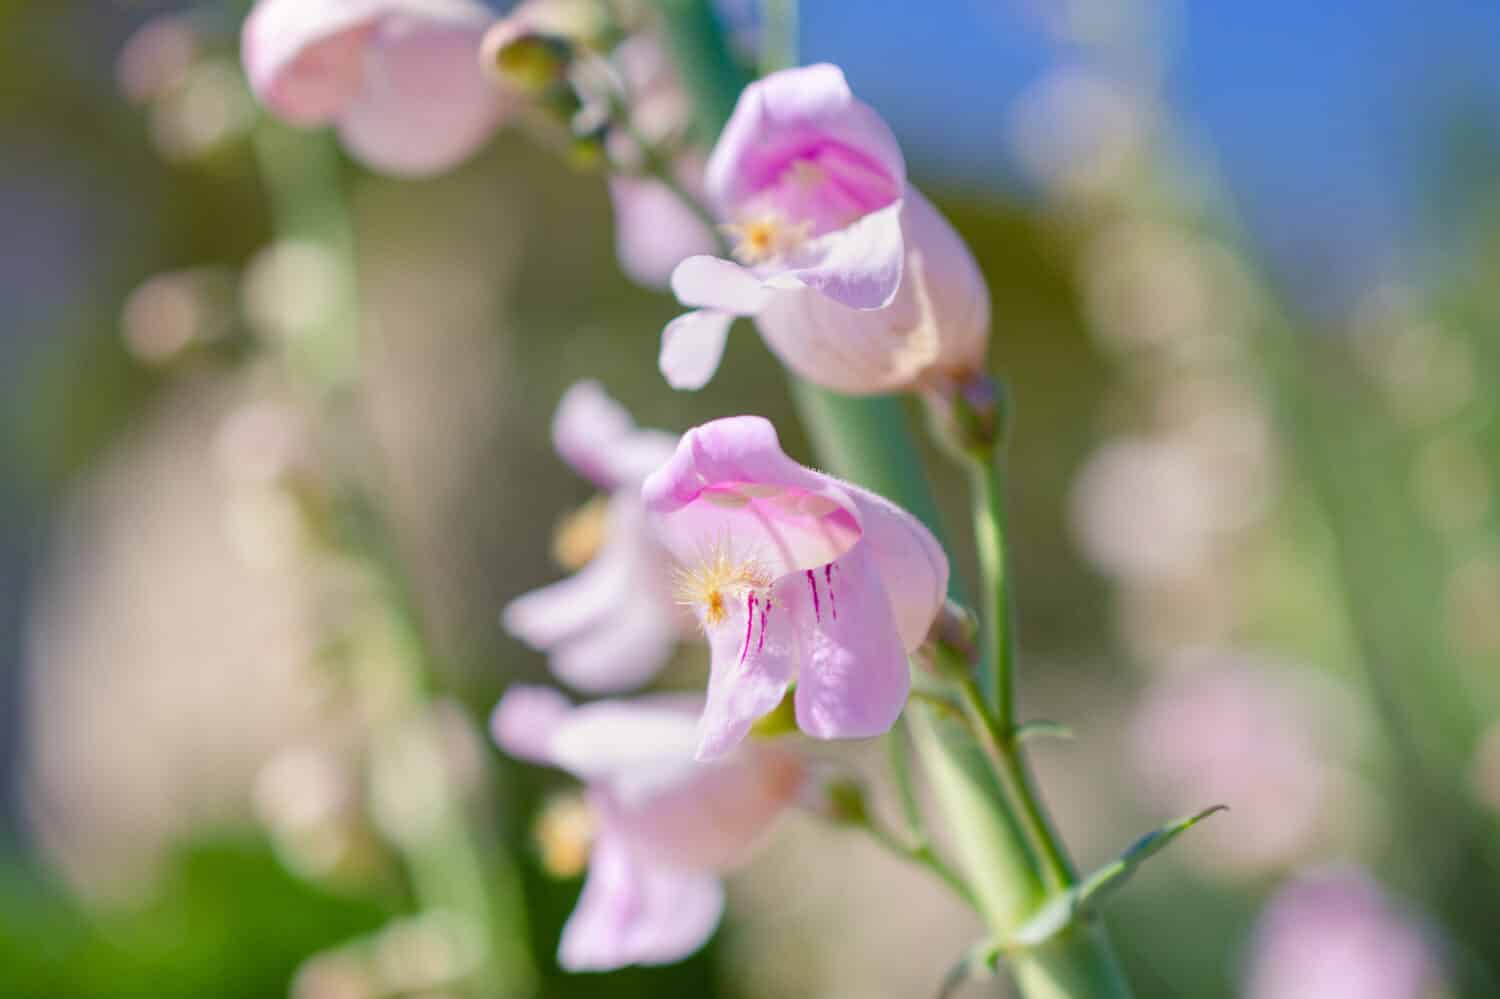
[242,0,508,177]
[502,382,688,693]
[642,415,949,759]
[659,63,991,395]
[491,685,807,971]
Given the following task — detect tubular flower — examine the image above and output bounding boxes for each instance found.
[242,0,507,177]
[503,382,686,693]
[658,64,990,395]
[642,416,948,759]
[492,686,807,971]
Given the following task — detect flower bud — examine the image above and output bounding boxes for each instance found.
[481,22,574,95]
[817,777,871,826]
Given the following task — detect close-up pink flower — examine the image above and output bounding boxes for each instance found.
[242,0,507,177]
[491,685,807,971]
[502,382,687,693]
[658,63,990,395]
[642,415,948,759]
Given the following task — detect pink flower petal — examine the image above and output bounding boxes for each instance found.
[641,417,863,577]
[558,827,724,972]
[490,684,572,764]
[777,197,905,310]
[846,483,949,651]
[552,381,675,491]
[671,256,773,314]
[615,745,806,869]
[694,582,797,760]
[608,174,718,290]
[502,503,680,693]
[545,593,680,695]
[502,517,637,647]
[706,63,906,216]
[333,13,504,177]
[659,310,735,391]
[242,0,387,125]
[547,698,702,793]
[787,544,911,740]
[900,187,991,372]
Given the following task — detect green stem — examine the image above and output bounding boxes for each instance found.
[967,447,1013,719]
[1009,924,1134,999]
[907,701,1046,931]
[956,677,1074,891]
[759,0,800,74]
[963,448,1076,892]
[251,120,532,997]
[656,0,751,139]
[861,816,980,912]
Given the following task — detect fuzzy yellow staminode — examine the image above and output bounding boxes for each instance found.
[535,793,595,879]
[722,214,813,266]
[673,540,771,629]
[551,495,610,570]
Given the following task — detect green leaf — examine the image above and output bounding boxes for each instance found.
[1008,805,1228,949]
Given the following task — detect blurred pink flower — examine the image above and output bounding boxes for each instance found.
[659,64,989,395]
[642,416,948,759]
[503,382,685,693]
[242,0,507,177]
[492,686,807,971]
[1245,867,1446,999]
[117,14,199,105]
[1131,653,1366,876]
[608,166,718,288]
[604,37,717,288]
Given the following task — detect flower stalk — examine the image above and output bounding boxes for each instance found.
[646,4,1136,992]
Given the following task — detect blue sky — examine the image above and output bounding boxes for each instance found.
[804,0,1500,311]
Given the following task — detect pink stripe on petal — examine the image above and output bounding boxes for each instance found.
[789,545,910,741]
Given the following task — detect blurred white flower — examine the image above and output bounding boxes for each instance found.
[1070,436,1221,582]
[1007,68,1147,200]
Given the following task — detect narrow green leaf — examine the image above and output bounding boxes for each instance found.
[1008,805,1228,949]
[1013,719,1074,743]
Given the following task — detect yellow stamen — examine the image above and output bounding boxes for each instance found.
[673,537,771,629]
[534,793,595,879]
[721,214,813,266]
[551,495,610,571]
